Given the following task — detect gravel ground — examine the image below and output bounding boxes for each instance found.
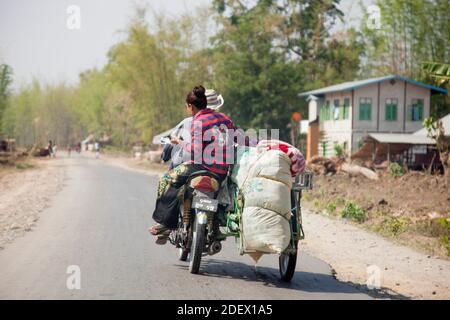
[301,211,450,299]
[0,158,66,250]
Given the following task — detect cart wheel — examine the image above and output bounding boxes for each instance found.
[279,250,297,282]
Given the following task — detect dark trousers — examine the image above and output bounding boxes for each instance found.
[152,163,205,229]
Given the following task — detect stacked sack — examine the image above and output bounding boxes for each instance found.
[231,140,304,262]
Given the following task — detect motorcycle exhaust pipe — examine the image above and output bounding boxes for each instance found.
[208,241,222,255]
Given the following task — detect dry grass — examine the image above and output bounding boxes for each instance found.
[302,171,450,259]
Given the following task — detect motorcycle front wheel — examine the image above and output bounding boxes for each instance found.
[189,215,206,274]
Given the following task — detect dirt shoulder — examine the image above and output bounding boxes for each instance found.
[301,170,450,299]
[303,172,450,259]
[301,210,450,299]
[0,158,66,250]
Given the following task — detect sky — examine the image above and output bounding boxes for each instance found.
[0,0,372,91]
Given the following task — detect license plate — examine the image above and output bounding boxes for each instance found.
[192,197,218,212]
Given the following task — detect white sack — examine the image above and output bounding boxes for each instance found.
[232,148,292,188]
[243,177,291,217]
[242,206,291,254]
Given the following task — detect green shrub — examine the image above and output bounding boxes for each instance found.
[383,216,409,236]
[325,202,337,214]
[341,201,368,223]
[334,143,344,157]
[430,218,450,237]
[313,200,321,208]
[335,197,346,206]
[441,236,450,256]
[389,162,404,178]
[16,163,34,170]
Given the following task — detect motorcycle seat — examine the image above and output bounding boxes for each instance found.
[188,171,221,193]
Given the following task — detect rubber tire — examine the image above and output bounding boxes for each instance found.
[189,216,206,274]
[279,250,297,282]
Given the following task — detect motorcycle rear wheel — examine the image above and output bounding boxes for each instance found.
[189,215,206,274]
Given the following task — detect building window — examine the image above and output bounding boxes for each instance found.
[409,99,424,121]
[385,98,398,121]
[333,99,340,120]
[342,98,350,120]
[326,100,331,120]
[359,97,372,121]
[320,100,331,121]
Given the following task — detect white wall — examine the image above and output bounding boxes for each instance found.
[353,83,379,132]
[379,79,406,132]
[405,84,430,132]
[320,91,353,155]
[308,99,318,122]
[315,79,432,153]
[350,80,431,150]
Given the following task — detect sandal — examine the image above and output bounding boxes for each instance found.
[149,224,170,236]
[155,235,169,245]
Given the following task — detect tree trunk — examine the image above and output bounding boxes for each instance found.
[340,163,379,180]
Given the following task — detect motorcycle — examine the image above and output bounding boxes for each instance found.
[169,169,313,281]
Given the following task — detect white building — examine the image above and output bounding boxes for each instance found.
[300,75,448,157]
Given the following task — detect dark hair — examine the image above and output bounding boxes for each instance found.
[186,85,207,109]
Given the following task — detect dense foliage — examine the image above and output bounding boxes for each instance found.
[1,0,448,148]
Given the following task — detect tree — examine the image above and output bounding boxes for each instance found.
[361,0,450,79]
[424,117,450,177]
[421,60,450,118]
[211,1,305,138]
[422,62,450,85]
[211,0,362,140]
[0,64,13,136]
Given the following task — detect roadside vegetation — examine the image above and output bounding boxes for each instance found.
[303,171,450,259]
[0,0,449,151]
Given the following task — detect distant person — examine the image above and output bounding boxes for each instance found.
[52,144,58,157]
[67,146,72,157]
[94,142,100,159]
[47,140,53,157]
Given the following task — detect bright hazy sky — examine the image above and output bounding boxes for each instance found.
[0,0,372,91]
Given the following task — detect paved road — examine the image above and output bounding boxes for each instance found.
[0,155,371,299]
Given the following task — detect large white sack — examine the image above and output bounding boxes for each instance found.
[231,146,258,186]
[246,150,292,188]
[243,177,291,217]
[232,148,292,188]
[242,206,291,255]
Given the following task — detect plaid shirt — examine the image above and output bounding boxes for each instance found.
[181,108,235,175]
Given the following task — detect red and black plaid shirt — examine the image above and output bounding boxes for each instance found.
[182,108,235,175]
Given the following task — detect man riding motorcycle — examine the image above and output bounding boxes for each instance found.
[149,85,235,245]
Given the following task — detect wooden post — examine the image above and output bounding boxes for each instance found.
[372,141,377,162]
[387,143,391,162]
